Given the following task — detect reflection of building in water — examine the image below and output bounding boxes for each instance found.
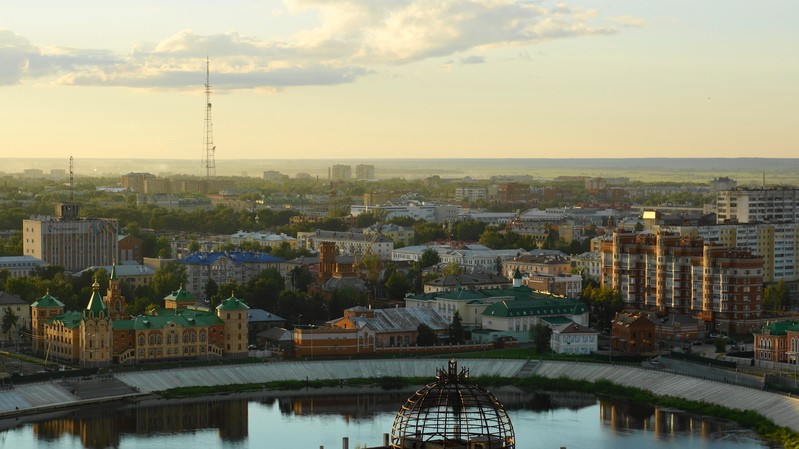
[32,399,248,446]
[599,399,736,437]
[34,408,122,449]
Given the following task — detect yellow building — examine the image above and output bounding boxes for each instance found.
[33,267,249,366]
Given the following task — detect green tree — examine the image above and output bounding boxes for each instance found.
[289,266,314,293]
[204,278,219,301]
[416,323,437,346]
[714,337,727,354]
[188,240,201,253]
[451,220,487,242]
[152,262,187,304]
[1,307,19,340]
[441,263,463,276]
[385,271,411,300]
[530,322,552,354]
[448,311,465,344]
[246,267,285,311]
[417,248,441,270]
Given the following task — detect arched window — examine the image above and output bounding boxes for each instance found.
[200,332,206,342]
[148,335,155,345]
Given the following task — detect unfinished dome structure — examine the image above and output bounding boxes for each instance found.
[390,360,515,449]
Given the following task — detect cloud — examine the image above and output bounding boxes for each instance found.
[611,15,647,28]
[0,1,627,90]
[460,55,485,65]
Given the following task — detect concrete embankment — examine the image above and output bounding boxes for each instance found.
[2,359,799,433]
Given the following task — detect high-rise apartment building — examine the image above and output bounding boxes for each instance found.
[716,187,799,224]
[355,164,375,180]
[329,164,352,180]
[23,203,118,273]
[661,223,799,285]
[600,230,763,334]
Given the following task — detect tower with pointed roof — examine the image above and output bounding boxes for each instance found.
[512,268,523,288]
[216,293,249,358]
[31,290,65,354]
[104,264,129,320]
[80,279,113,366]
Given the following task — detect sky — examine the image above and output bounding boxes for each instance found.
[1,0,797,161]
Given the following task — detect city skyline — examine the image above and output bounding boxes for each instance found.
[1,1,797,160]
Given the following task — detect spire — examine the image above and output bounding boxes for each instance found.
[86,277,108,314]
[110,261,117,280]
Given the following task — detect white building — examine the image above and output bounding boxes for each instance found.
[571,251,602,282]
[454,187,487,203]
[0,256,46,277]
[298,230,394,260]
[392,244,525,272]
[350,203,459,224]
[661,223,799,284]
[549,322,598,355]
[229,231,298,249]
[716,187,799,224]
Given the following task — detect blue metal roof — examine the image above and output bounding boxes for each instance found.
[178,251,285,265]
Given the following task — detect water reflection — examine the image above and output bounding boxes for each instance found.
[3,388,767,449]
[28,399,248,449]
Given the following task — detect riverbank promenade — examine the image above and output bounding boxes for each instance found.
[2,359,799,431]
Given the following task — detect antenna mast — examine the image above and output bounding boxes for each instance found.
[202,57,216,184]
[69,156,74,201]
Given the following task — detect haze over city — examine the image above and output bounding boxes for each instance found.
[2,1,797,161]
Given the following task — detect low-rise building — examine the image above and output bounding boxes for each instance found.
[611,312,657,354]
[0,255,46,277]
[524,272,582,298]
[549,322,598,355]
[423,272,511,293]
[298,230,394,260]
[753,320,799,368]
[229,231,298,249]
[74,263,156,290]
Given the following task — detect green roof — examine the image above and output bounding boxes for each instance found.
[164,286,197,302]
[32,292,65,308]
[513,268,522,279]
[216,294,249,311]
[482,297,588,318]
[541,316,574,325]
[47,311,83,329]
[85,281,108,314]
[753,320,799,336]
[114,308,223,331]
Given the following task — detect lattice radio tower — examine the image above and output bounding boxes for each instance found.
[202,57,216,183]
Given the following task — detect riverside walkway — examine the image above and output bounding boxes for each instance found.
[1,359,799,432]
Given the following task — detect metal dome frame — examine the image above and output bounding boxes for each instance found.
[390,360,515,449]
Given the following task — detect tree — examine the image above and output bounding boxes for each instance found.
[530,322,552,354]
[188,240,201,253]
[289,266,314,293]
[152,262,187,303]
[448,311,465,344]
[204,278,219,301]
[441,263,463,276]
[416,323,437,346]
[714,337,727,354]
[417,248,441,270]
[451,220,487,242]
[385,271,411,300]
[1,307,19,341]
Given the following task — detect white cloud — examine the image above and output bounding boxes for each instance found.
[0,1,629,90]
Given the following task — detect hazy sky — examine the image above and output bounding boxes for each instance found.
[1,1,797,160]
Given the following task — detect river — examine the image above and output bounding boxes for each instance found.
[0,387,774,449]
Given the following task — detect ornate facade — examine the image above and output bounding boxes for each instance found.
[32,267,249,366]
